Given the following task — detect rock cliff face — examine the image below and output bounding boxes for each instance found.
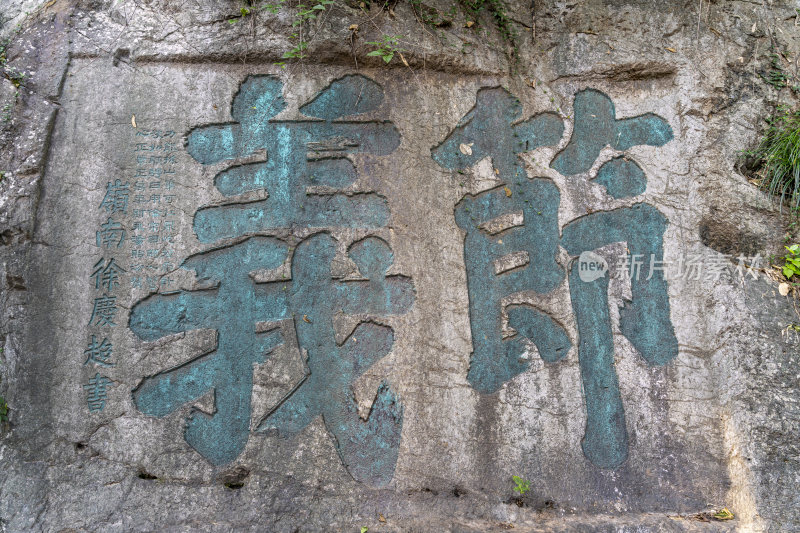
[1,1,799,531]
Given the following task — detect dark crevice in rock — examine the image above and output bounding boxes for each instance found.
[504,496,526,507]
[218,466,250,490]
[120,51,508,77]
[6,274,25,291]
[699,217,767,257]
[551,61,678,83]
[137,469,158,480]
[0,228,28,246]
[112,47,130,67]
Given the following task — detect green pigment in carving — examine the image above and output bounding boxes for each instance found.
[432,87,677,469]
[130,75,414,485]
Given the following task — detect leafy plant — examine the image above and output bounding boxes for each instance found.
[263,0,287,14]
[228,1,255,24]
[760,45,800,93]
[2,98,14,122]
[0,23,26,89]
[746,106,800,208]
[783,244,800,279]
[459,0,516,45]
[0,396,8,422]
[366,35,404,64]
[512,475,530,496]
[762,49,790,90]
[292,1,335,29]
[281,37,309,61]
[229,0,335,66]
[277,0,336,66]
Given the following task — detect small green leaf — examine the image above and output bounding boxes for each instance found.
[366,50,384,57]
[784,266,794,278]
[713,508,734,521]
[383,52,394,63]
[512,475,530,495]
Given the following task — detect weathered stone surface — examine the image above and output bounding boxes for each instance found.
[1,1,799,531]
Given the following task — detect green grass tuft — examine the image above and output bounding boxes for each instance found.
[748,106,800,209]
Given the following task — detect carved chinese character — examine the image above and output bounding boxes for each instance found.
[83,335,114,367]
[91,258,125,292]
[128,75,414,486]
[99,179,130,214]
[89,294,118,327]
[84,373,113,412]
[432,87,569,393]
[433,87,677,469]
[96,218,126,248]
[185,74,400,243]
[129,233,413,483]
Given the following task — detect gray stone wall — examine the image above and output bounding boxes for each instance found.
[1,1,799,531]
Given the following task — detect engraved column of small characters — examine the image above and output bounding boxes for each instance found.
[83,142,133,412]
[130,128,180,292]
